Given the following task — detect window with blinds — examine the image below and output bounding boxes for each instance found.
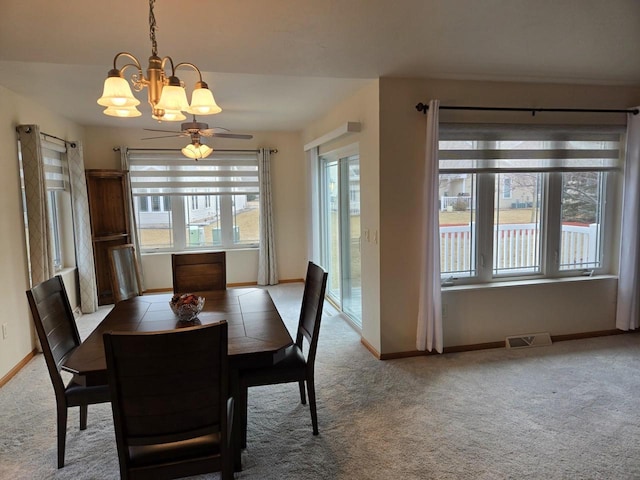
[437,124,623,284]
[126,150,261,252]
[18,137,72,271]
[42,140,70,191]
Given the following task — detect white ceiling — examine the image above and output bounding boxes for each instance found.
[1,0,639,132]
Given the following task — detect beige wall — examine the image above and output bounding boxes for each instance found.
[0,85,85,380]
[3,75,640,379]
[83,126,308,289]
[302,80,381,352]
[378,77,640,354]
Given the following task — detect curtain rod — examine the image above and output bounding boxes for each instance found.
[15,126,77,147]
[113,147,278,154]
[415,102,639,116]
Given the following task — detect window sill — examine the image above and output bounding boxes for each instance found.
[141,247,259,257]
[442,274,617,292]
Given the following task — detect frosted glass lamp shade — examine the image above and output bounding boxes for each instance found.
[182,143,213,159]
[153,109,186,122]
[103,106,142,117]
[97,76,140,108]
[156,84,190,112]
[187,87,222,115]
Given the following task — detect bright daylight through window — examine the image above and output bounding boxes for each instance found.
[127,150,260,252]
[437,124,622,285]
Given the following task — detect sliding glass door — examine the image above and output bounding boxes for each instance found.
[320,150,362,327]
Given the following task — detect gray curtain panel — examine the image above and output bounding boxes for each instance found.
[121,147,145,290]
[17,124,54,287]
[67,142,99,313]
[257,148,278,285]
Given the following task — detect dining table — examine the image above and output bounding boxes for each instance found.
[62,287,293,471]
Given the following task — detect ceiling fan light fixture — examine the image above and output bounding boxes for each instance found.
[97,71,140,108]
[187,82,222,115]
[182,142,213,160]
[103,105,142,118]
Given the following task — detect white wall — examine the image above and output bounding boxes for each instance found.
[0,85,85,380]
[302,80,381,352]
[83,126,308,289]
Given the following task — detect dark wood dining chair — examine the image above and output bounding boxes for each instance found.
[103,321,234,480]
[25,276,110,468]
[108,243,143,303]
[172,251,226,293]
[239,261,328,447]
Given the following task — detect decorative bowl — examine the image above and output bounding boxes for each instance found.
[170,293,205,322]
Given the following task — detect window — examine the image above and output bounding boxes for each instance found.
[438,124,622,284]
[19,139,74,272]
[128,150,260,252]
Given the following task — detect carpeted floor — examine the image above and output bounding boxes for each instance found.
[2,283,640,479]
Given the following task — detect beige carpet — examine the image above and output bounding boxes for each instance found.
[2,283,640,479]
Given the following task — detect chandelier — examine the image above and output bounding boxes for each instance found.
[97,0,221,123]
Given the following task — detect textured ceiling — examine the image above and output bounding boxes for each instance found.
[1,0,638,132]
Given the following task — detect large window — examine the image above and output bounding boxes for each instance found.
[438,124,622,285]
[128,150,260,252]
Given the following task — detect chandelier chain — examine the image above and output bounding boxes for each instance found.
[149,0,158,57]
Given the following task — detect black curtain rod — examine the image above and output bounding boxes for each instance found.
[415,102,639,116]
[15,127,77,147]
[114,147,278,154]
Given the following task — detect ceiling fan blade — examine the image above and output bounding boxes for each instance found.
[214,133,254,139]
[143,128,181,134]
[200,127,230,136]
[141,134,184,140]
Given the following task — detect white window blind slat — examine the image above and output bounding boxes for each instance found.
[42,147,69,191]
[439,123,624,173]
[127,149,259,196]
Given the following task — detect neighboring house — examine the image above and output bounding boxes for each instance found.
[439,173,537,212]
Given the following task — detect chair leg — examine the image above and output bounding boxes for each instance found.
[298,380,307,405]
[56,404,68,468]
[79,404,88,430]
[307,378,319,435]
[240,385,248,449]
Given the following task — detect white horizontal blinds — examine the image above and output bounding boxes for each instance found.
[127,150,259,196]
[439,124,624,173]
[41,138,69,191]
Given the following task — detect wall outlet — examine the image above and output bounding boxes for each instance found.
[2,323,7,340]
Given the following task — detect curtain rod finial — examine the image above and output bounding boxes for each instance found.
[416,102,428,114]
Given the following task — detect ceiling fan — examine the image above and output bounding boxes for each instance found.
[142,116,253,142]
[142,115,254,159]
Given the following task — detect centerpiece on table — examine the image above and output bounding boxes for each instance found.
[170,293,205,322]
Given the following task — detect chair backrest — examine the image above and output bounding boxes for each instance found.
[172,251,226,293]
[26,276,81,400]
[296,262,328,366]
[108,243,142,303]
[103,322,229,476]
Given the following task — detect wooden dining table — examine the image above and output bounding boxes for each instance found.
[62,287,293,471]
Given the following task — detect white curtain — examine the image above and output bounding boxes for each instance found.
[67,142,98,313]
[17,125,54,287]
[257,148,278,285]
[121,147,145,290]
[616,108,640,330]
[416,100,443,353]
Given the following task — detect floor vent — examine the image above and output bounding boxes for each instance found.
[505,332,552,349]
